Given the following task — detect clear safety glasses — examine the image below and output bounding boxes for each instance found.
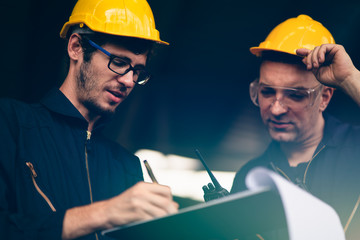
[88,39,150,85]
[249,79,323,110]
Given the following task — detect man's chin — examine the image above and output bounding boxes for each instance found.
[269,130,296,143]
[85,101,118,118]
[99,105,118,117]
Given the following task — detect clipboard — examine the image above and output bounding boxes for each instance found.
[102,167,345,240]
[102,187,288,240]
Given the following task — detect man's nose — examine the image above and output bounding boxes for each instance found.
[270,98,288,115]
[116,71,135,88]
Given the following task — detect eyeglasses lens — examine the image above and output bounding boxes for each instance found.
[109,57,150,85]
[258,85,311,109]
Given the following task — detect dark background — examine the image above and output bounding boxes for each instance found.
[1,0,360,171]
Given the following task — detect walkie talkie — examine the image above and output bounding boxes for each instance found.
[195,149,230,202]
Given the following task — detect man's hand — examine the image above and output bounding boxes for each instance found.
[62,182,178,239]
[297,44,360,106]
[103,182,179,226]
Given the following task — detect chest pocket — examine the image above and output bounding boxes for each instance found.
[25,162,56,212]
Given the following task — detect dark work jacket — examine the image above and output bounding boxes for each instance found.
[231,114,360,240]
[0,89,143,240]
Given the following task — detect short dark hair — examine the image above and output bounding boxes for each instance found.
[260,50,305,68]
[65,24,155,62]
[61,27,156,83]
[79,32,155,62]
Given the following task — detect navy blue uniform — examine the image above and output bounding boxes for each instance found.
[231,114,360,239]
[0,89,143,239]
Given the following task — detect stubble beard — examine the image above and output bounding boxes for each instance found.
[267,121,298,143]
[269,130,297,143]
[76,61,116,118]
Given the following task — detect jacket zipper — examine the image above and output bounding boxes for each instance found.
[85,130,94,204]
[26,162,56,212]
[85,130,99,240]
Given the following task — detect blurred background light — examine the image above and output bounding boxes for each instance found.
[136,149,235,202]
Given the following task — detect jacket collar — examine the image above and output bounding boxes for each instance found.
[321,113,347,148]
[40,88,110,130]
[267,113,345,166]
[41,88,86,121]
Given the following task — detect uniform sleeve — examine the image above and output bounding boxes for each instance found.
[230,167,250,194]
[230,157,267,194]
[0,100,66,240]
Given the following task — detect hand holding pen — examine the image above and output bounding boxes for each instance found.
[75,160,179,231]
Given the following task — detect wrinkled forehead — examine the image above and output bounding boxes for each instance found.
[259,60,318,88]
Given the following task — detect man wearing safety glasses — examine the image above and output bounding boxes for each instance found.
[231,15,360,239]
[0,0,178,240]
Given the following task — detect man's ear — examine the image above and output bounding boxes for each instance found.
[319,86,335,112]
[67,33,83,61]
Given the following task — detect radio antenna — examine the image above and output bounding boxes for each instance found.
[195,149,222,190]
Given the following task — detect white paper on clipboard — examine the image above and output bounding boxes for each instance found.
[246,167,345,240]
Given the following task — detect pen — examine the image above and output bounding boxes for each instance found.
[143,160,158,184]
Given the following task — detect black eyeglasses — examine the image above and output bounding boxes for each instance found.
[87,39,150,85]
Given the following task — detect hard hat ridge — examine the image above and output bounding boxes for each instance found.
[60,0,168,45]
[250,14,335,57]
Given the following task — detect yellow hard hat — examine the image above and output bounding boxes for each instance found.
[60,0,168,45]
[250,14,335,57]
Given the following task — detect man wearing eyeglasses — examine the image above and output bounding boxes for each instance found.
[0,0,178,240]
[231,15,360,239]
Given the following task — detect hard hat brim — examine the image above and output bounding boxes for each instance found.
[249,15,335,58]
[60,21,169,45]
[250,47,301,57]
